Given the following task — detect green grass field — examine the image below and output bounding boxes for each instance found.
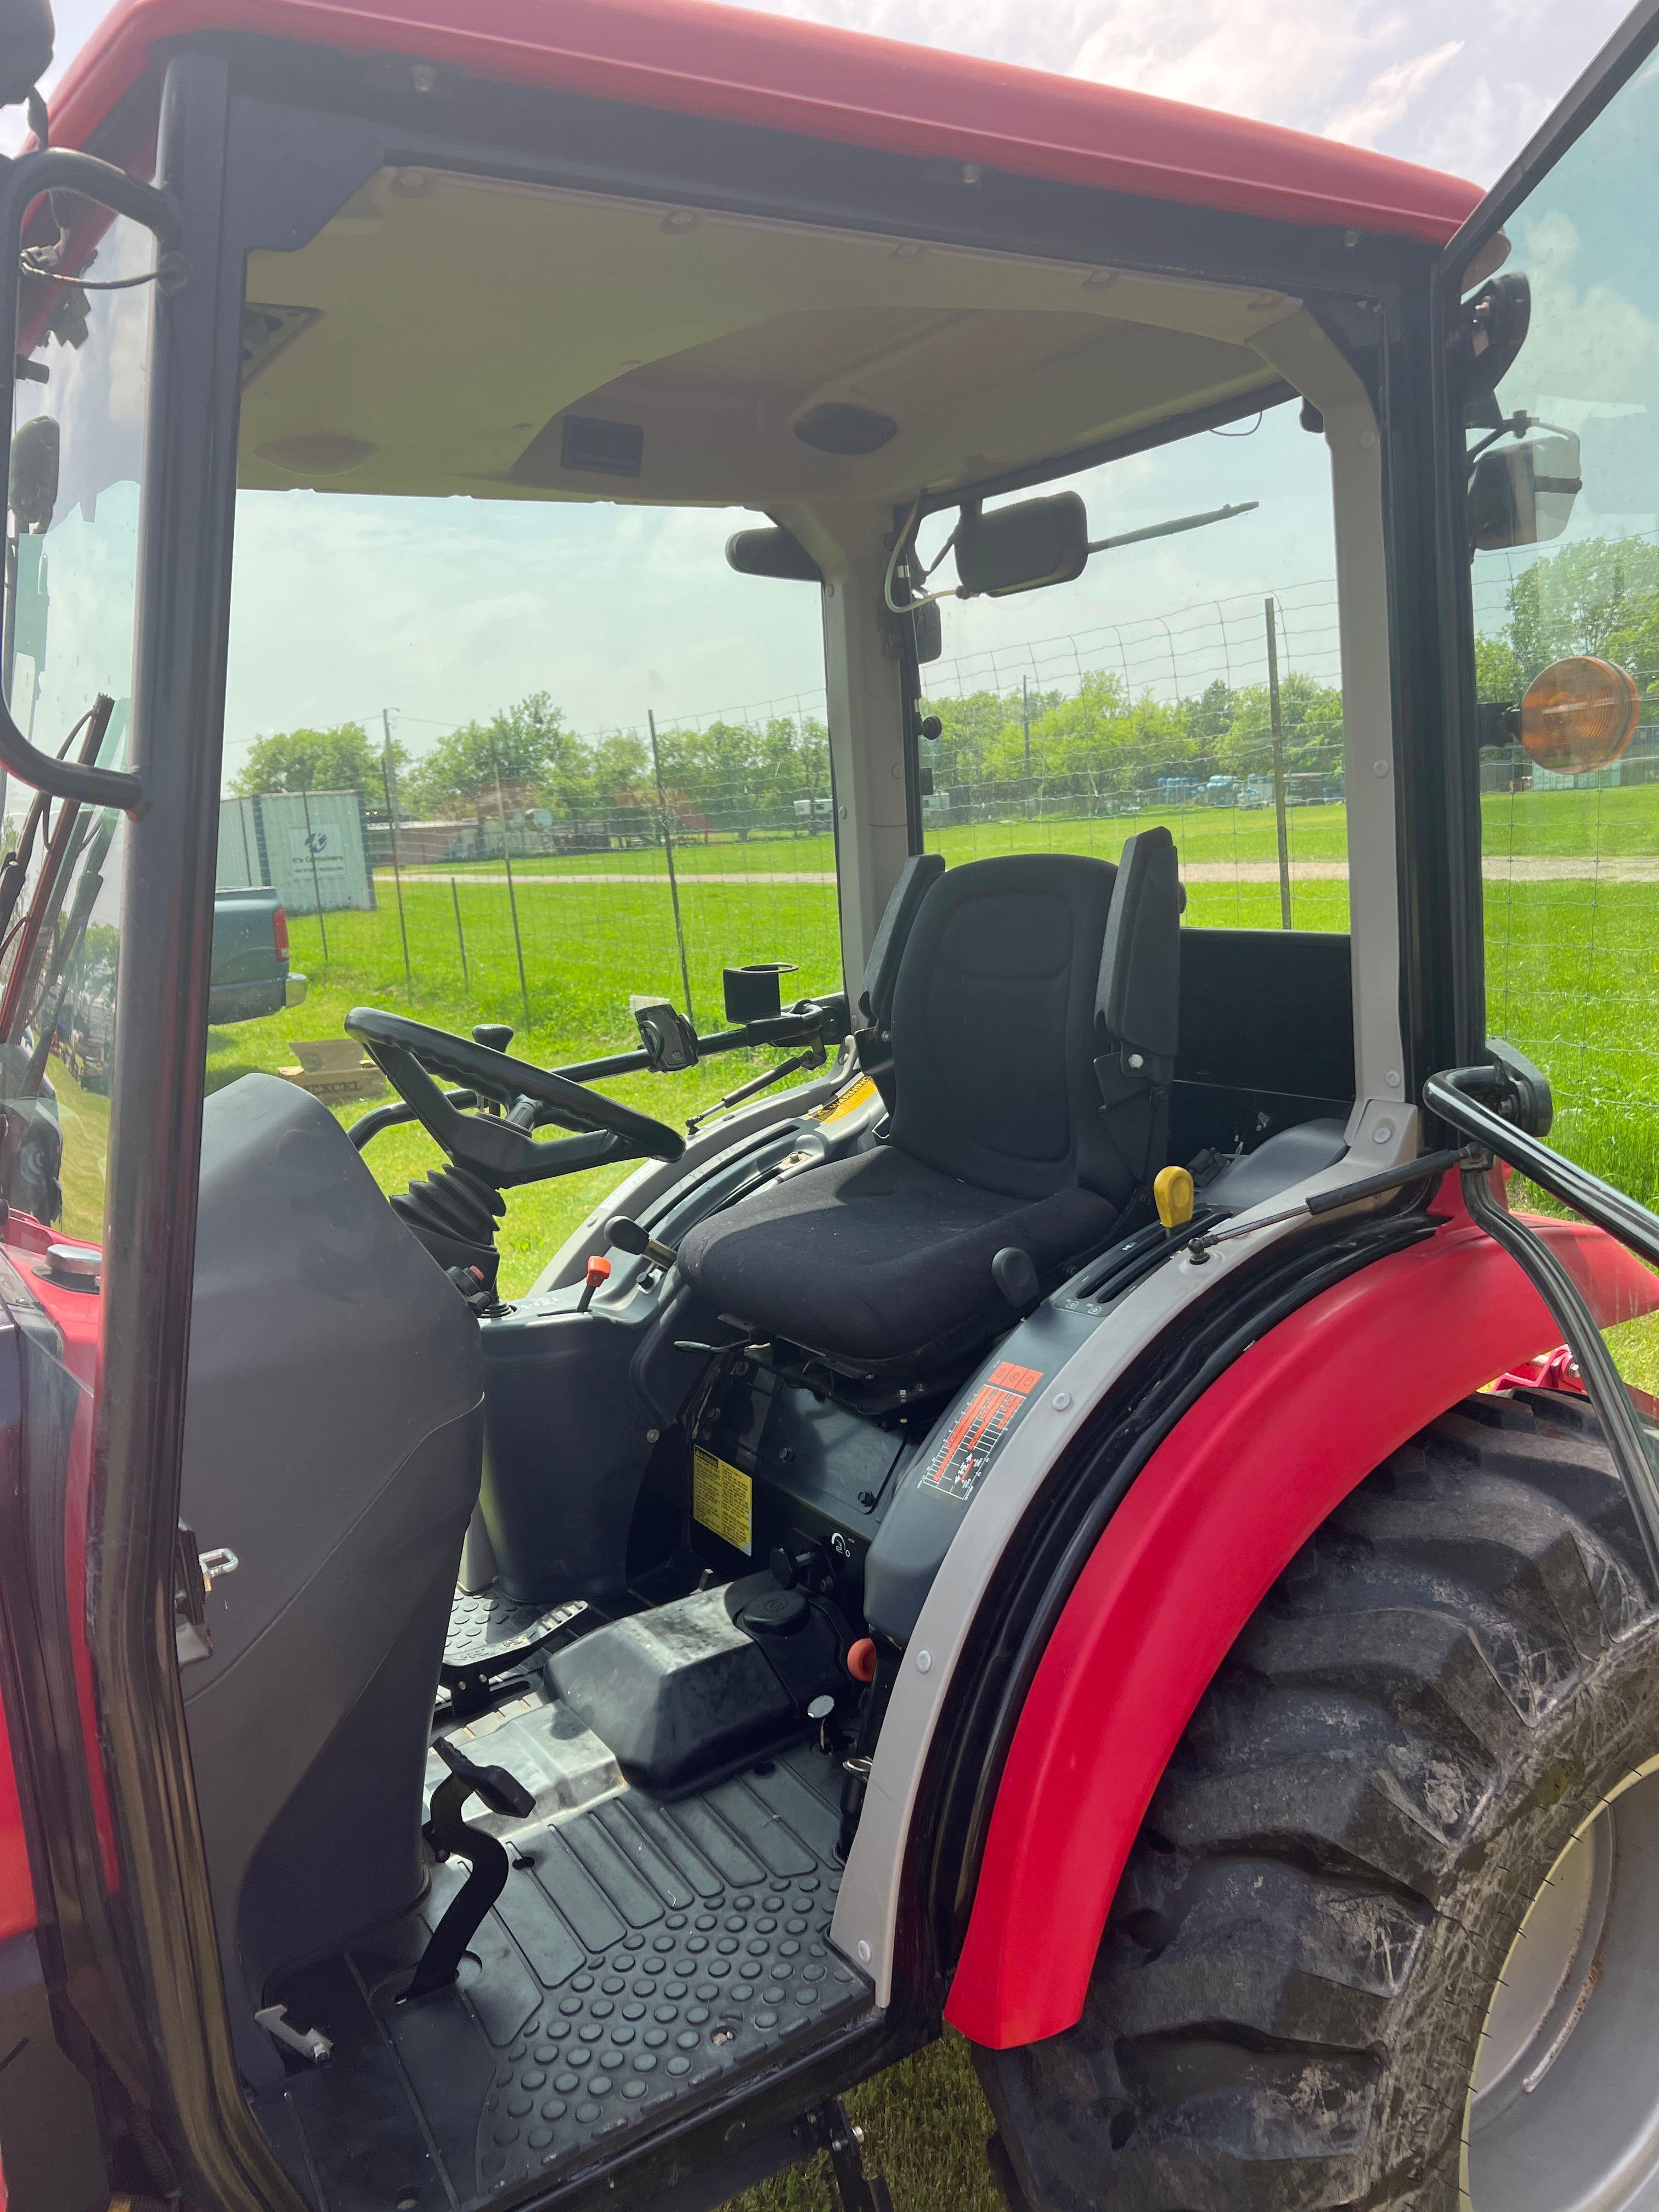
[182,788,1659,2211]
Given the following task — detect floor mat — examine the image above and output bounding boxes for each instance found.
[251,1733,874,2209]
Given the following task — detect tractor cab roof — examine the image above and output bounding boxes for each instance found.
[53,0,1481,246]
[45,2,1487,516]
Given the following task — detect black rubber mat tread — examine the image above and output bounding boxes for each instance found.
[443,1587,586,1677]
[252,1740,872,2209]
[977,1389,1659,2212]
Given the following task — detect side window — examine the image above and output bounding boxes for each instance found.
[1460,64,1659,1398]
[917,402,1346,933]
[0,210,153,1244]
[1468,58,1659,1210]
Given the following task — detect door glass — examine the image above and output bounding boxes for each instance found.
[0,210,154,1244]
[1467,57,1659,1214]
[1459,52,1659,1471]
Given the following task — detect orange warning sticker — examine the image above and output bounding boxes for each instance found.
[917,1362,1043,1506]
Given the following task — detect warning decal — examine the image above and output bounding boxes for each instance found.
[917,1359,1045,1506]
[693,1446,753,1555]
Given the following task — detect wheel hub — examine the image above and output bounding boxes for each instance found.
[1466,1760,1659,2209]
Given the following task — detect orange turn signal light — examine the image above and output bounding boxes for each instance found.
[1519,655,1640,776]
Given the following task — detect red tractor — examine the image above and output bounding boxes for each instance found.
[0,1,1656,2208]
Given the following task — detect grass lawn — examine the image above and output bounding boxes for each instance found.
[157,792,1659,2208]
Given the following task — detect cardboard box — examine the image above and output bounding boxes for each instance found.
[279,1037,387,1105]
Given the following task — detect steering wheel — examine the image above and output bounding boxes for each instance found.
[345,1007,684,1187]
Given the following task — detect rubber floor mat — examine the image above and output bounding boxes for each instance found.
[251,1740,874,2209]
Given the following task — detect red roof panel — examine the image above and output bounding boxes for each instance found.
[49,0,1483,244]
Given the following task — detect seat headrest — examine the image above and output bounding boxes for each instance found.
[1096,825,1181,1062]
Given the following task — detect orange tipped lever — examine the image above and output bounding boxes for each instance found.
[577,1253,612,1313]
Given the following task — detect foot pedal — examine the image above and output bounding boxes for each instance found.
[442,1585,585,1709]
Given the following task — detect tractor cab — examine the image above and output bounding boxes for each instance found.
[6,5,1659,2212]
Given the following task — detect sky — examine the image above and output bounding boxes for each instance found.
[19,0,1641,781]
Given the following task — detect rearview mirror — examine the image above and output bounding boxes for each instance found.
[725,524,822,583]
[1468,431,1581,551]
[0,0,50,110]
[955,492,1088,597]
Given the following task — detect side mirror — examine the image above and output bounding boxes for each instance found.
[0,0,51,110]
[955,492,1088,598]
[10,413,57,532]
[1468,431,1581,551]
[724,524,822,583]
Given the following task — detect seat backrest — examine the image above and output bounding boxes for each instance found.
[887,852,1124,1203]
[180,1076,483,2085]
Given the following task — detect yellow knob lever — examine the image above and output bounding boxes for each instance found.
[1154,1164,1194,1232]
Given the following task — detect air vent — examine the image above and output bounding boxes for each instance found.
[560,415,645,478]
[793,403,898,456]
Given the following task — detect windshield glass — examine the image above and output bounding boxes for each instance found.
[912,399,1345,930]
[0,213,152,1246]
[218,490,828,1288]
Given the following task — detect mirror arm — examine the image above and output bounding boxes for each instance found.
[0,149,179,810]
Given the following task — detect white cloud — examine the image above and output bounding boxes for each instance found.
[1324,38,1464,148]
[1068,0,1384,133]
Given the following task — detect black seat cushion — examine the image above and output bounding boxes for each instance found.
[675,1146,1116,1369]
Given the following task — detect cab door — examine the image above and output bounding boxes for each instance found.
[1429,0,1659,1565]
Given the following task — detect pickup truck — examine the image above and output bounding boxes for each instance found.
[207,886,308,1026]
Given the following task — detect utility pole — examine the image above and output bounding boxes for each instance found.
[381,708,412,985]
[488,727,532,1030]
[1264,599,1293,930]
[648,709,697,1030]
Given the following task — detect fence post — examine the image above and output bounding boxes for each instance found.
[488,728,532,1031]
[1265,598,1293,930]
[450,874,469,989]
[381,709,413,987]
[647,708,697,1030]
[298,784,329,966]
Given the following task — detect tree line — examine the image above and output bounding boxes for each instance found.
[228,672,1347,836]
[225,535,1659,834]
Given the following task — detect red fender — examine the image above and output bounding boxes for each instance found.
[945,1210,1654,2048]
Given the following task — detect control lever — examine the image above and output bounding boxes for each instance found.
[991,1245,1040,1315]
[607,1213,677,1269]
[400,1739,536,2004]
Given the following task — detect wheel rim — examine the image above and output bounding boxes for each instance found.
[1465,1759,1659,2210]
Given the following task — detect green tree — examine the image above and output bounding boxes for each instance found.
[1505,537,1659,679]
[401,691,574,819]
[230,720,399,799]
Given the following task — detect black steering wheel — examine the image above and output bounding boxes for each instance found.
[345,1007,684,1187]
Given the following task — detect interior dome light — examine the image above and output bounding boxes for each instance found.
[1519,655,1640,775]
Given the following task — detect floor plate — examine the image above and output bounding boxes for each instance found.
[252,1734,874,2209]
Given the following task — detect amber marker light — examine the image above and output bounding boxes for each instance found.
[1519,655,1641,776]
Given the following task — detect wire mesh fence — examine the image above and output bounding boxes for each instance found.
[243,545,1659,1199]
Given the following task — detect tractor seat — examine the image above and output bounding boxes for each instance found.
[676,839,1181,1371]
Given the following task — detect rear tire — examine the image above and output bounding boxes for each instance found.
[979,1389,1659,2210]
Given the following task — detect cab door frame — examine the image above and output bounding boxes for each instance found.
[1424,0,1659,1571]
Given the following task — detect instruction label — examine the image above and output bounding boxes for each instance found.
[917,1360,1044,1506]
[814,1074,879,1125]
[692,1446,753,1556]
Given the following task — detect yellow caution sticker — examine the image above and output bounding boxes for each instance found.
[814,1074,878,1124]
[692,1446,753,1556]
